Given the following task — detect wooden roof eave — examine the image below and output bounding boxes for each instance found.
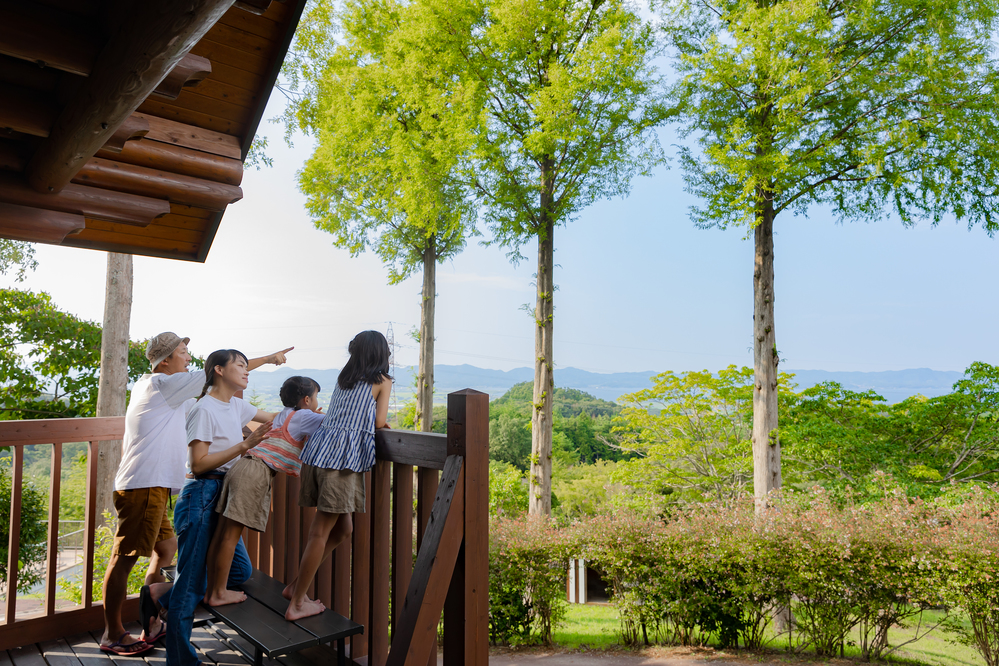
[0,0,307,262]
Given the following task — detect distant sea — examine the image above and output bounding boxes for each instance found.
[246,364,965,407]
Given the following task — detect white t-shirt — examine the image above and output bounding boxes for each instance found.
[185,393,258,474]
[115,371,205,492]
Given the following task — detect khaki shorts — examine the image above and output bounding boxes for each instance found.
[216,455,275,532]
[112,487,175,557]
[299,464,366,514]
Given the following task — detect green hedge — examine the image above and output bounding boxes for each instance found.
[488,483,999,666]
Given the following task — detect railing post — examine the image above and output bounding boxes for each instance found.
[5,445,24,624]
[443,389,489,666]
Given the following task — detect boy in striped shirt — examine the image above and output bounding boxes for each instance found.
[203,376,324,606]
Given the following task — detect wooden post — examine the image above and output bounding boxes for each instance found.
[443,390,489,666]
[94,252,132,525]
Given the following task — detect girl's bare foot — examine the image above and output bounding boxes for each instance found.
[282,581,295,600]
[204,589,247,606]
[285,598,325,621]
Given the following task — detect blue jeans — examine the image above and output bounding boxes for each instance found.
[160,477,251,666]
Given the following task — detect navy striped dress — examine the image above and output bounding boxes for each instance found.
[299,383,377,472]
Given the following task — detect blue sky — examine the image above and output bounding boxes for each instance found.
[5,95,997,375]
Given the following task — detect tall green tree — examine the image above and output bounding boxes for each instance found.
[661,0,999,507]
[0,289,147,419]
[282,0,477,431]
[409,0,668,514]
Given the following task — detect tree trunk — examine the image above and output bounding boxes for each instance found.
[752,201,781,512]
[415,238,436,433]
[95,252,133,525]
[529,178,555,517]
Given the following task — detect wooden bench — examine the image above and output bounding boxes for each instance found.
[162,567,363,666]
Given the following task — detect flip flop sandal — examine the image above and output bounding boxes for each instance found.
[139,585,159,636]
[100,633,153,656]
[144,620,167,644]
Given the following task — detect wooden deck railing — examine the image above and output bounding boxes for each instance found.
[0,388,489,666]
[0,416,124,649]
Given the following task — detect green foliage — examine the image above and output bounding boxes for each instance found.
[489,461,529,518]
[59,512,150,604]
[0,240,37,283]
[490,414,532,468]
[613,366,794,506]
[569,487,996,661]
[782,362,999,497]
[607,362,999,507]
[397,400,446,432]
[407,0,668,252]
[551,459,626,521]
[489,517,572,645]
[489,382,624,469]
[0,462,47,593]
[663,0,999,235]
[0,289,148,419]
[937,487,999,666]
[282,0,475,285]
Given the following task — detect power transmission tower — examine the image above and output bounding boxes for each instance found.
[386,322,398,426]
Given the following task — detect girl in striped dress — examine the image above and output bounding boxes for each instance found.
[284,331,392,621]
[203,375,325,606]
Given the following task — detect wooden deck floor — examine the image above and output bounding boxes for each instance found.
[0,613,345,666]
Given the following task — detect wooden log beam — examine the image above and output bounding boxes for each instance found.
[101,116,151,154]
[0,83,58,138]
[235,0,273,14]
[0,201,85,243]
[0,142,26,172]
[73,157,242,211]
[0,4,98,76]
[152,54,212,100]
[0,55,61,93]
[97,138,243,186]
[0,172,170,226]
[137,113,242,159]
[26,0,238,194]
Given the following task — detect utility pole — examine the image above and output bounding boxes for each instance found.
[386,322,398,426]
[95,253,133,525]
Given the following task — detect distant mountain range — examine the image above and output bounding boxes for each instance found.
[246,364,965,407]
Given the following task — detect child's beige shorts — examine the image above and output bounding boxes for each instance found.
[299,464,366,514]
[216,455,276,532]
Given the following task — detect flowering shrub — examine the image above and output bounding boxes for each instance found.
[489,516,572,645]
[936,487,999,666]
[542,485,999,665]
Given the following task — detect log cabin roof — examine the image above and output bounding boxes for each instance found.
[0,0,307,262]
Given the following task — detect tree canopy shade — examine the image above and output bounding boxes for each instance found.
[282,0,477,430]
[660,0,999,507]
[408,0,669,514]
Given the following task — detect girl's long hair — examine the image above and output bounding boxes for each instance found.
[200,349,248,398]
[338,331,392,390]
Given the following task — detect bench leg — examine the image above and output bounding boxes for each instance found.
[254,648,263,666]
[337,638,344,666]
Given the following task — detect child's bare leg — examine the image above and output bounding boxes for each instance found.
[285,511,340,620]
[283,513,353,600]
[204,516,248,606]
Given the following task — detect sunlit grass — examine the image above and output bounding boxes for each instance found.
[552,604,985,666]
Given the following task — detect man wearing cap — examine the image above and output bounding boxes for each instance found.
[99,333,292,656]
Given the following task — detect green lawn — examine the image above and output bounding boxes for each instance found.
[552,604,985,666]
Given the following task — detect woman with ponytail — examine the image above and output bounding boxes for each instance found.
[163,349,278,666]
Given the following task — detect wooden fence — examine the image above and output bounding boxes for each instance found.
[0,389,489,665]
